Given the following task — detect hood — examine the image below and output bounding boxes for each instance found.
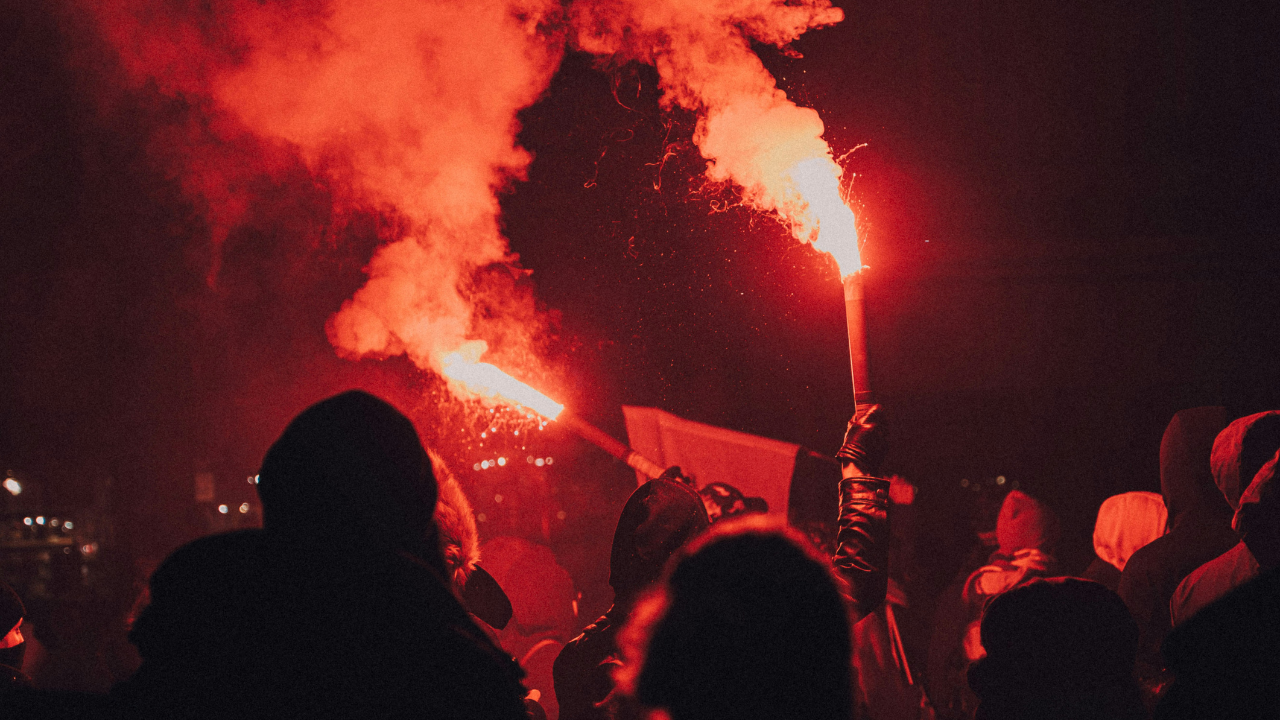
[996,490,1058,557]
[1234,448,1280,569]
[430,450,481,590]
[1211,411,1280,511]
[609,479,710,600]
[1159,407,1228,521]
[1092,491,1167,572]
[257,391,443,574]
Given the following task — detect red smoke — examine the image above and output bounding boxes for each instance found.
[83,0,848,393]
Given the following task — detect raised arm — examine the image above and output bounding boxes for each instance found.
[832,405,891,621]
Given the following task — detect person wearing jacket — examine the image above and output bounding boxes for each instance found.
[1168,411,1280,626]
[1117,406,1236,698]
[553,472,711,720]
[1082,491,1168,592]
[109,391,530,720]
[930,489,1059,720]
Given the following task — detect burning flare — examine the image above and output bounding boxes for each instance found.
[786,157,862,277]
[440,351,564,421]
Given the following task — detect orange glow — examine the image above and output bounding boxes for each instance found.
[440,352,564,420]
[786,157,862,277]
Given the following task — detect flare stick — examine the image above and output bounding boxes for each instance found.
[558,412,666,481]
[843,273,870,409]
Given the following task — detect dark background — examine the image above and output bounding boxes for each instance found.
[2,0,1278,679]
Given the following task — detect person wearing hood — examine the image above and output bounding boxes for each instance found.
[929,490,1059,720]
[111,391,529,720]
[1082,491,1168,592]
[553,472,710,720]
[1168,411,1280,626]
[1117,406,1237,697]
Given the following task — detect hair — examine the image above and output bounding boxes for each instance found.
[429,449,482,591]
[619,517,855,720]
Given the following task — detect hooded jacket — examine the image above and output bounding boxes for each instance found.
[1169,424,1280,627]
[1118,406,1236,691]
[961,491,1058,658]
[1082,492,1168,592]
[112,391,528,720]
[554,478,710,720]
[927,491,1058,720]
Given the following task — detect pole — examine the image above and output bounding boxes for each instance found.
[843,272,871,410]
[558,412,666,481]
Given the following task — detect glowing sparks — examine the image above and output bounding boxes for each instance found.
[440,353,564,420]
[787,157,861,278]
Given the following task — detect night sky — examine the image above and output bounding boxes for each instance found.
[3,0,1279,600]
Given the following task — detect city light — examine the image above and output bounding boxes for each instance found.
[3,478,21,495]
[218,505,228,514]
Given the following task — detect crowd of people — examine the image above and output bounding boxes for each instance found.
[1,392,1278,719]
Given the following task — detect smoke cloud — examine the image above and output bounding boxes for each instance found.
[571,0,848,242]
[84,0,846,388]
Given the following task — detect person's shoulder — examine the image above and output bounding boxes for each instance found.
[1170,542,1257,626]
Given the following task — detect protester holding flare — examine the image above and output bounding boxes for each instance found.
[612,405,890,720]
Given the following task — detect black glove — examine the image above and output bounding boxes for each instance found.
[835,404,887,477]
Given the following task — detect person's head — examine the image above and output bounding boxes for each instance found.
[625,518,854,720]
[256,391,444,574]
[1234,449,1280,569]
[698,482,768,523]
[1211,410,1280,511]
[995,490,1058,557]
[0,582,25,672]
[969,578,1144,720]
[609,478,710,605]
[1092,491,1168,572]
[1160,407,1229,521]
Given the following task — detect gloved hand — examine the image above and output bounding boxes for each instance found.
[835,404,887,477]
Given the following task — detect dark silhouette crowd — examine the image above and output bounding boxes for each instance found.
[2,392,1280,719]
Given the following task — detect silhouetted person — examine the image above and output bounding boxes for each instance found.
[931,489,1059,719]
[553,474,710,720]
[968,578,1145,720]
[111,391,528,719]
[628,521,857,720]
[1168,411,1280,626]
[1118,406,1235,696]
[1082,491,1168,592]
[0,581,30,691]
[1156,564,1280,720]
